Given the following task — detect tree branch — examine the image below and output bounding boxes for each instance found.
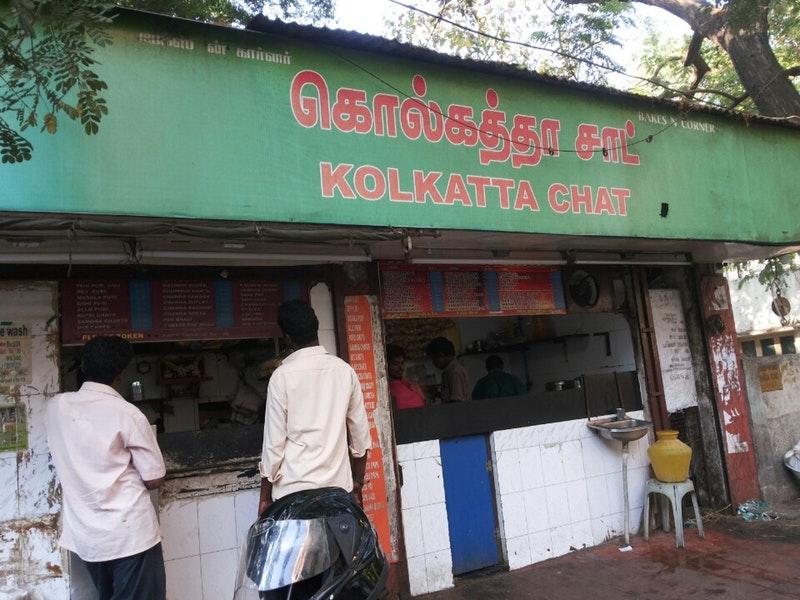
[563,0,724,35]
[683,31,710,97]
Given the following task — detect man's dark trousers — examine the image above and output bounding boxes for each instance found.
[77,542,166,600]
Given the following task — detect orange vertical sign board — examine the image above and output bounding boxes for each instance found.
[345,295,394,561]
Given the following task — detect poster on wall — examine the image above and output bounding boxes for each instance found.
[649,289,698,412]
[344,295,396,563]
[61,279,305,345]
[379,262,566,319]
[0,321,32,390]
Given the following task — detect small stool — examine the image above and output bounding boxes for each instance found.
[643,478,704,548]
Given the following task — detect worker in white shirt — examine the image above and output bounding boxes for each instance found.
[258,300,371,516]
[46,336,166,600]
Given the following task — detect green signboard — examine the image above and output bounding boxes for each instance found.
[1,11,799,245]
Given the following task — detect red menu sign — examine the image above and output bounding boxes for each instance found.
[61,278,300,345]
[379,262,566,319]
[345,295,395,562]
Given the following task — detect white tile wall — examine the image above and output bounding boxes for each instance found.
[198,494,238,554]
[397,441,454,596]
[161,488,263,600]
[160,499,200,561]
[489,414,650,574]
[165,555,203,600]
[234,489,259,547]
[200,548,238,600]
[397,416,650,596]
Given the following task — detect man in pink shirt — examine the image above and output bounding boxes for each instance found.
[386,344,426,410]
[46,336,166,600]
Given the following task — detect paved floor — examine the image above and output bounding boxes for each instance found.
[420,511,800,599]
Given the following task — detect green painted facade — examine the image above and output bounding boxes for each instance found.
[1,11,799,244]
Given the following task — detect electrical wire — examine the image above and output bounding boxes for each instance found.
[328,46,677,155]
[385,0,782,117]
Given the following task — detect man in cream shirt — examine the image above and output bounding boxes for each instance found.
[259,300,371,515]
[46,336,166,600]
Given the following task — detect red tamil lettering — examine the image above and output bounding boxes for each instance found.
[571,185,593,214]
[354,165,386,201]
[445,104,479,146]
[332,88,372,134]
[575,123,600,160]
[373,93,399,137]
[320,162,355,198]
[513,180,540,211]
[388,168,413,202]
[466,175,492,208]
[413,170,444,204]
[611,188,630,216]
[510,115,542,168]
[541,118,561,156]
[444,174,472,206]
[491,177,515,209]
[478,89,511,165]
[600,127,620,162]
[548,183,570,213]
[290,70,331,129]
[620,121,641,165]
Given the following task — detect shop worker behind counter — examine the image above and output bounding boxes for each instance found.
[426,336,471,403]
[258,299,371,516]
[472,354,527,400]
[46,336,166,600]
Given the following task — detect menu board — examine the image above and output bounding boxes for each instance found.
[345,295,394,561]
[380,262,566,319]
[649,289,698,412]
[61,279,301,345]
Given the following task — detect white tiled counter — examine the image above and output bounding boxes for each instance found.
[396,441,454,597]
[396,413,651,596]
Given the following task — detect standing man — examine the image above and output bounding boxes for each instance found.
[426,337,471,403]
[259,299,371,516]
[472,355,527,400]
[46,336,166,600]
[386,344,426,410]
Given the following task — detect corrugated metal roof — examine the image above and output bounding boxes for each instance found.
[115,6,799,130]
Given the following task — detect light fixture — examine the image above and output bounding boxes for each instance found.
[0,250,371,264]
[409,257,567,266]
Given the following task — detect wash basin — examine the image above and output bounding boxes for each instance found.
[587,416,652,442]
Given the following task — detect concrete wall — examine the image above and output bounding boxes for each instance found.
[727,270,800,334]
[0,282,67,598]
[396,412,651,596]
[743,355,800,502]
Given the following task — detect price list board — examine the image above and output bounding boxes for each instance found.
[61,279,299,345]
[379,262,566,319]
[344,295,394,562]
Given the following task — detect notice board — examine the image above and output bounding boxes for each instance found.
[649,289,698,412]
[379,262,566,319]
[61,278,304,345]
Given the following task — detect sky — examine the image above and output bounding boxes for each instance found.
[331,0,693,89]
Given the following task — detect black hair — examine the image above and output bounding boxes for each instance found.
[81,336,134,385]
[386,344,406,361]
[425,337,455,358]
[485,355,504,371]
[277,299,319,346]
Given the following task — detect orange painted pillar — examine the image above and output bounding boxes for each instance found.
[700,275,760,505]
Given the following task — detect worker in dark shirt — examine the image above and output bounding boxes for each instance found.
[472,355,527,400]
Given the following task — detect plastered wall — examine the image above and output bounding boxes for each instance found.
[0,282,67,598]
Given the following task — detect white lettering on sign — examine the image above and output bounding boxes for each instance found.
[0,321,32,391]
[236,48,292,65]
[637,112,716,135]
[138,33,194,50]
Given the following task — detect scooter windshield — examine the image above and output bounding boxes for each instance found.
[235,517,340,593]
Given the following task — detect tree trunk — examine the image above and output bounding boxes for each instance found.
[713,28,800,122]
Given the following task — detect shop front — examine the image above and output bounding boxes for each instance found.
[1,7,799,599]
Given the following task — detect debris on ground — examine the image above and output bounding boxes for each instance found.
[737,499,779,522]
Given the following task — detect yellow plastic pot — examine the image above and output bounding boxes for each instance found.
[647,430,692,482]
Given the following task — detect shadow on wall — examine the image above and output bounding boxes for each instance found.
[743,354,800,502]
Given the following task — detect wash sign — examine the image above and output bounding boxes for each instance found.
[1,10,799,245]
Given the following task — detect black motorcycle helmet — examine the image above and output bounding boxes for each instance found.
[233,487,388,600]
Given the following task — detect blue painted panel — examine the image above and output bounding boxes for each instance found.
[440,436,500,575]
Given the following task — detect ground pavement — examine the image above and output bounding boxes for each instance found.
[420,506,800,599]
